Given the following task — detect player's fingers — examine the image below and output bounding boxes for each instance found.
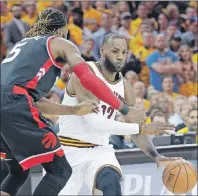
[94,102,100,112]
[156,160,161,170]
[161,123,175,129]
[92,106,99,113]
[158,126,175,131]
[160,130,172,135]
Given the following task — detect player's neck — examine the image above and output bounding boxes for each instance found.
[98,60,117,82]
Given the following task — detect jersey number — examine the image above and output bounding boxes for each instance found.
[2,42,27,64]
[101,105,114,119]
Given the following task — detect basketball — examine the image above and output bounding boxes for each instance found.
[162,160,197,194]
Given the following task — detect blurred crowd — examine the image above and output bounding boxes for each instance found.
[1,1,198,148]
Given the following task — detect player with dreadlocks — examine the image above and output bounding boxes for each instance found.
[0,8,147,196]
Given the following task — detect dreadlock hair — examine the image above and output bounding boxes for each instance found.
[24,8,67,38]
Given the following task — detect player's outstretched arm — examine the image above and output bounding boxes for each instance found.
[123,79,175,166]
[49,37,127,113]
[35,97,99,116]
[68,74,141,135]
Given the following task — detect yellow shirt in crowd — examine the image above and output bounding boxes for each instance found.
[134,46,154,62]
[192,53,197,64]
[83,7,101,31]
[37,1,53,12]
[130,17,142,35]
[144,99,150,110]
[22,13,38,25]
[134,46,154,87]
[129,32,143,53]
[68,24,83,46]
[179,82,198,97]
[1,12,13,25]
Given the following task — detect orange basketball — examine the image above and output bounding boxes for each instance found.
[162,160,197,194]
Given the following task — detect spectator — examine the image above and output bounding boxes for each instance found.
[81,1,101,33]
[180,100,193,123]
[178,45,195,80]
[160,75,180,102]
[168,96,187,126]
[179,71,197,97]
[146,34,181,92]
[186,6,197,20]
[95,1,112,14]
[22,1,37,25]
[130,3,149,36]
[135,97,145,111]
[156,13,169,35]
[182,16,198,47]
[92,12,113,60]
[0,2,13,61]
[166,4,180,25]
[129,19,152,53]
[169,34,182,54]
[134,31,155,62]
[81,38,96,61]
[176,107,197,139]
[179,47,198,97]
[112,15,121,32]
[134,31,155,87]
[166,23,181,44]
[124,70,139,86]
[55,3,68,17]
[188,95,198,108]
[53,64,71,99]
[118,12,133,40]
[117,1,130,15]
[147,105,164,119]
[133,81,150,110]
[187,107,198,133]
[68,8,83,47]
[0,2,13,27]
[157,95,173,116]
[148,90,159,106]
[71,7,83,28]
[152,112,168,123]
[122,51,142,75]
[3,4,29,53]
[37,1,53,12]
[144,1,161,20]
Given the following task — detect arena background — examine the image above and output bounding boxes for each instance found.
[0,0,198,195]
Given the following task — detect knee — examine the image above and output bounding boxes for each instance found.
[96,167,121,191]
[6,160,30,182]
[48,163,72,189]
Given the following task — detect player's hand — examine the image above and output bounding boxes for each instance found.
[74,101,100,116]
[155,155,185,169]
[142,122,175,136]
[123,107,147,125]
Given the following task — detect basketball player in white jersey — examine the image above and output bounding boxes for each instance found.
[58,33,181,195]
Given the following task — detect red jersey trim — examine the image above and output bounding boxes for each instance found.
[19,147,64,171]
[25,58,53,89]
[13,85,47,129]
[46,36,64,69]
[0,152,6,159]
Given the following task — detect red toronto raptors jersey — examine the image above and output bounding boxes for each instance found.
[1,35,64,101]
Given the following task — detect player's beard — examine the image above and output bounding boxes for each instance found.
[104,55,124,73]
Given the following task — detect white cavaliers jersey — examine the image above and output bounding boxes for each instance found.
[59,62,125,146]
